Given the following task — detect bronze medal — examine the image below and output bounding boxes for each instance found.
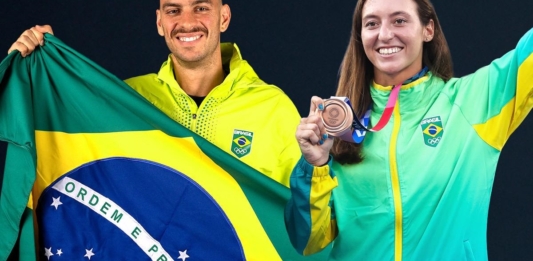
[318,98,354,138]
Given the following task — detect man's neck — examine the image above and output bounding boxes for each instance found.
[171,56,226,97]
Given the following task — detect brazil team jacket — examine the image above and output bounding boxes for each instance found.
[125,43,301,186]
[285,28,533,260]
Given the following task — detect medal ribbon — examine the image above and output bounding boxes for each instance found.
[336,66,429,143]
[359,83,400,132]
[342,84,400,143]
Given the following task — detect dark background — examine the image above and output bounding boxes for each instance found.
[1,0,532,259]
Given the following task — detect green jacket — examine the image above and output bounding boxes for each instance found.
[285,28,533,260]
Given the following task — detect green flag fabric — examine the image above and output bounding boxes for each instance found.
[0,35,330,261]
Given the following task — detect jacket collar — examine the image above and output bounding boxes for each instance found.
[370,72,440,114]
[156,43,251,99]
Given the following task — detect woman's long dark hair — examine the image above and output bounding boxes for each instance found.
[332,0,453,164]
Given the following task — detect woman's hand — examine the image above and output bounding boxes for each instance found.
[296,96,334,166]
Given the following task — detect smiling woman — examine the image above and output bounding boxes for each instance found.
[361,0,435,85]
[285,0,533,260]
[331,0,453,164]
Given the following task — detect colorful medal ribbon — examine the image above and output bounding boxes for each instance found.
[322,67,428,143]
[321,84,401,143]
[350,83,400,143]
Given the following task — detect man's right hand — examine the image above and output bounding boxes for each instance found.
[7,25,54,57]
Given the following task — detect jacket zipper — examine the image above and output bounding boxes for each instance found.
[389,102,403,261]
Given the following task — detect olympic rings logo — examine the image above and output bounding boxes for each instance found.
[427,136,441,145]
[233,147,249,154]
[329,108,340,118]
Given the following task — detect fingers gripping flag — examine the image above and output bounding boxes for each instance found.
[0,35,330,261]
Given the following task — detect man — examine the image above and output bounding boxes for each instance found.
[8,0,301,186]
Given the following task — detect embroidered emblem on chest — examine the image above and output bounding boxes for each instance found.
[231,129,253,158]
[420,116,443,147]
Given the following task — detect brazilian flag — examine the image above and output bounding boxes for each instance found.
[0,35,330,260]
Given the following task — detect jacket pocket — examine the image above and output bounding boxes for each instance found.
[463,240,476,261]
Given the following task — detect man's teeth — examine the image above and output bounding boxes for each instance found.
[179,36,201,42]
[379,47,402,55]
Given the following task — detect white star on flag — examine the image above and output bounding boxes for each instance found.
[56,249,63,256]
[84,248,95,260]
[178,250,189,261]
[51,196,63,210]
[44,247,54,260]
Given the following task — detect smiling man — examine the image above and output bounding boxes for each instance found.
[8,0,302,186]
[153,0,230,96]
[124,0,302,186]
[3,0,306,259]
[126,0,300,185]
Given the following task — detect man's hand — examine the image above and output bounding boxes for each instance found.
[8,25,54,57]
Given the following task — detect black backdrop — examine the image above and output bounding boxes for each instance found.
[1,0,532,259]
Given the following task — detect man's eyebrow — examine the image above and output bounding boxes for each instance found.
[162,3,181,9]
[162,0,212,9]
[193,0,213,5]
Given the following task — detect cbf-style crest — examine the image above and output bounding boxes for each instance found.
[420,116,443,147]
[231,129,253,158]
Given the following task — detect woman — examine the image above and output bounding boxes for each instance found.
[285,0,533,260]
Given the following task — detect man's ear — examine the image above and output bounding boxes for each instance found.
[156,9,164,36]
[220,4,231,32]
